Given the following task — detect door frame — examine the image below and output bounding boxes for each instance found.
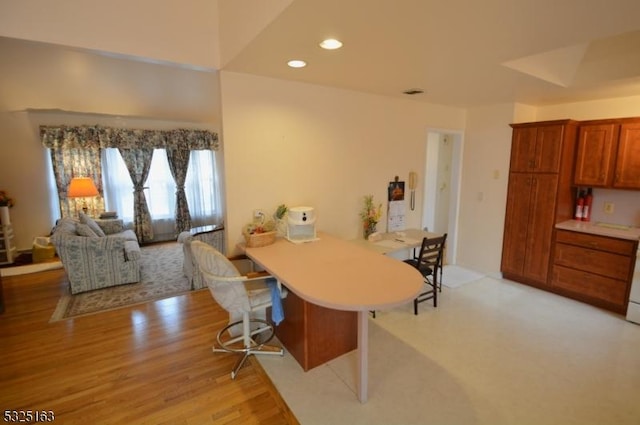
[422,129,464,265]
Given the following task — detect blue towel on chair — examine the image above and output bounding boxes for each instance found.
[266,277,284,326]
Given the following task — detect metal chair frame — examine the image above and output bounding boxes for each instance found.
[190,241,284,379]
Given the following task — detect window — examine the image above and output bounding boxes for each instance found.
[102,148,222,240]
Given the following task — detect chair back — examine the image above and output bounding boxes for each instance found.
[416,234,447,274]
[190,240,252,314]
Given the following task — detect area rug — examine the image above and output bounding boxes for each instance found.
[50,242,191,322]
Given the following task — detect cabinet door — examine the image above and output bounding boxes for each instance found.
[510,125,563,173]
[574,123,618,186]
[501,173,532,275]
[535,125,564,173]
[501,173,558,285]
[613,122,640,189]
[510,127,538,172]
[522,174,559,284]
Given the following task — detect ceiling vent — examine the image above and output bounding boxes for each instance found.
[403,88,424,95]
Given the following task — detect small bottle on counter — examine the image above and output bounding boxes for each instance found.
[582,188,593,221]
[575,190,585,220]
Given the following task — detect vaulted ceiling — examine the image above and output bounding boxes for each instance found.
[2,0,640,124]
[224,0,640,107]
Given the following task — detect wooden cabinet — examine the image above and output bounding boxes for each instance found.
[615,122,640,189]
[501,120,578,287]
[510,124,565,173]
[574,119,640,189]
[502,173,558,284]
[551,229,637,314]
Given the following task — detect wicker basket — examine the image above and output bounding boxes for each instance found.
[244,230,277,248]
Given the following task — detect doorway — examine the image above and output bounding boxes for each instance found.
[422,130,463,265]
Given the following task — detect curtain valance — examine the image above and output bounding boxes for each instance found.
[40,125,219,150]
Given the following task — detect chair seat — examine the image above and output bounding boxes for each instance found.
[245,280,287,310]
[245,280,273,308]
[403,259,434,278]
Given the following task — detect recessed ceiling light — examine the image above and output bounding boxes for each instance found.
[287,60,307,68]
[320,38,343,50]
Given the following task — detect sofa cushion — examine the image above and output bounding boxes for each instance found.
[76,223,99,237]
[79,212,106,237]
[53,217,79,236]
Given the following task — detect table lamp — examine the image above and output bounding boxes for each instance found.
[67,177,99,214]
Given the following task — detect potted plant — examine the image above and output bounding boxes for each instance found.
[274,204,288,237]
[360,195,382,240]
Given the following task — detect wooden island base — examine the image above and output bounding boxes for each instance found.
[272,289,358,371]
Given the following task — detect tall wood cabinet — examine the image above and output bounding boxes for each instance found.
[501,120,578,288]
[574,118,640,189]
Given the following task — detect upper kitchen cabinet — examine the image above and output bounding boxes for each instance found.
[510,124,565,173]
[574,119,640,189]
[614,122,640,189]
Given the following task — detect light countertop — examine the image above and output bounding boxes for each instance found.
[556,220,640,241]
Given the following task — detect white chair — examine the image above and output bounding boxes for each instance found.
[190,240,286,379]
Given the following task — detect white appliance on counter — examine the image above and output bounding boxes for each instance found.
[286,206,319,243]
[626,246,640,324]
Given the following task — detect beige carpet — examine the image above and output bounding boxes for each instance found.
[50,242,191,321]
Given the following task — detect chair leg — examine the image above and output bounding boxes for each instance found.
[231,351,251,379]
[414,298,418,315]
[214,315,283,379]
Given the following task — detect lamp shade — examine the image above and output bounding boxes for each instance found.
[67,177,99,198]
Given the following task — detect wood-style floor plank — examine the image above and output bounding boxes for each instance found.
[0,269,299,425]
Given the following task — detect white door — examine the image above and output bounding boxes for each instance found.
[422,131,463,265]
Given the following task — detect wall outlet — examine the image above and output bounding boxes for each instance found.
[253,209,266,223]
[603,202,615,214]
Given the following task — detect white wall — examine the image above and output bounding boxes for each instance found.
[455,104,516,276]
[0,0,220,70]
[535,95,640,121]
[219,71,466,254]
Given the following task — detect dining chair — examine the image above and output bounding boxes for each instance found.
[190,240,286,379]
[403,233,447,314]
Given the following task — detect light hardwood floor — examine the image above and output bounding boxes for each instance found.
[0,269,300,425]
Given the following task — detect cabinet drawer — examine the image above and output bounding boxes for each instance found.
[552,265,628,306]
[555,229,636,255]
[554,243,631,280]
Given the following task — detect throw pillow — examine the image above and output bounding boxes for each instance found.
[76,223,99,238]
[79,212,106,237]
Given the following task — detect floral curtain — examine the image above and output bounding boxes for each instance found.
[49,148,104,218]
[118,148,155,242]
[166,148,192,234]
[41,125,218,235]
[41,125,218,150]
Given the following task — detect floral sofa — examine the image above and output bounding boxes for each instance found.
[50,213,141,294]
